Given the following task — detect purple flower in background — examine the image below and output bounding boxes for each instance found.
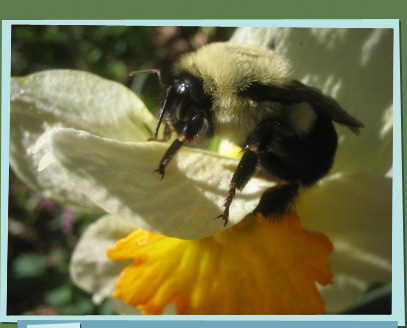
[61,209,75,235]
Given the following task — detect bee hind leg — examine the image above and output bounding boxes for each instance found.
[216,145,259,227]
[216,118,295,227]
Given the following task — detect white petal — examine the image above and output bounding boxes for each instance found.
[297,173,392,312]
[10,126,99,210]
[48,128,276,239]
[10,70,155,209]
[232,28,393,176]
[69,214,136,305]
[10,70,156,141]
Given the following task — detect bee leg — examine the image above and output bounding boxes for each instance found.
[154,138,185,180]
[216,145,259,227]
[155,111,209,180]
[216,119,284,227]
[149,123,172,142]
[161,124,173,141]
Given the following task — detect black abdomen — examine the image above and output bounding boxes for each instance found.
[258,116,338,187]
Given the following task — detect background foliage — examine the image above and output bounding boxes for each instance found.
[8,25,234,315]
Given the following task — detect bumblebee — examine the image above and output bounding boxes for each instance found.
[138,42,363,227]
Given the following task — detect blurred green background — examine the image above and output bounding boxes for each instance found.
[8,25,235,315]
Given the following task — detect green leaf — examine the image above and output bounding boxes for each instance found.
[45,285,73,307]
[60,296,94,315]
[97,299,116,315]
[13,253,46,278]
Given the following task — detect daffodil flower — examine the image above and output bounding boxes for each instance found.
[9,27,392,314]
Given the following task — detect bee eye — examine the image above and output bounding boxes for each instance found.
[174,97,192,122]
[173,81,195,122]
[177,82,189,95]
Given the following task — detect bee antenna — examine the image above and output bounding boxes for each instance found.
[129,69,164,88]
[154,85,173,139]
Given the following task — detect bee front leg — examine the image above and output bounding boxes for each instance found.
[155,110,209,180]
[154,138,185,180]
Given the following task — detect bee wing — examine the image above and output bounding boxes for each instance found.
[241,80,364,135]
[288,80,364,135]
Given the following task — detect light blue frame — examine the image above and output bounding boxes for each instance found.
[1,19,403,327]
